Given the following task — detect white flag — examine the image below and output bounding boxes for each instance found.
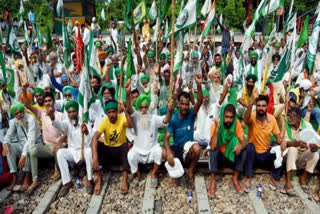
[101,8,106,21]
[174,31,184,73]
[18,0,24,28]
[262,0,282,17]
[307,3,320,72]
[57,0,63,17]
[201,0,211,17]
[88,30,100,77]
[148,0,157,24]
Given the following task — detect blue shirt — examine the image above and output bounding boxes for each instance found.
[167,108,196,148]
[28,11,36,24]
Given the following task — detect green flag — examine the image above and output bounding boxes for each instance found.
[284,12,296,31]
[124,0,134,32]
[201,0,216,38]
[18,0,24,28]
[46,25,52,50]
[148,0,157,25]
[57,0,63,17]
[6,25,20,54]
[161,0,170,18]
[296,16,309,50]
[0,51,14,93]
[126,38,136,81]
[307,6,320,73]
[62,17,72,69]
[173,31,184,76]
[78,48,95,124]
[88,30,100,77]
[36,25,43,47]
[134,1,147,25]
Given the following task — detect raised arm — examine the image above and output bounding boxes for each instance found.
[218,78,231,105]
[193,73,203,114]
[163,98,174,124]
[21,82,39,116]
[243,91,258,125]
[120,101,134,129]
[124,79,134,115]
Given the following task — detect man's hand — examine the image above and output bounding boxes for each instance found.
[167,98,174,111]
[194,72,202,86]
[53,143,62,155]
[2,144,10,156]
[118,101,125,112]
[92,157,100,171]
[281,141,287,151]
[81,124,89,135]
[167,151,175,167]
[22,81,29,90]
[309,144,318,153]
[253,91,259,102]
[202,149,209,157]
[18,155,26,169]
[153,63,160,75]
[297,141,307,149]
[226,78,232,88]
[46,107,55,120]
[233,145,242,155]
[124,79,131,94]
[153,83,159,95]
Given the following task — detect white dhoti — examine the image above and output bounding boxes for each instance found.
[193,131,210,147]
[127,144,162,174]
[57,147,93,185]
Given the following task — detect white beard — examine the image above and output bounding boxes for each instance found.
[212,82,220,92]
[138,113,150,130]
[69,117,78,127]
[202,103,209,113]
[17,116,27,129]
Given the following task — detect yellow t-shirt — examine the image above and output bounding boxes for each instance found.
[30,103,46,129]
[97,114,127,147]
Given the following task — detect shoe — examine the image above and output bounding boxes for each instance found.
[58,186,70,197]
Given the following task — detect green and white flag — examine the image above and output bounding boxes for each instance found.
[217,13,223,32]
[296,16,309,49]
[18,0,24,28]
[168,0,197,37]
[101,8,106,21]
[7,25,20,53]
[152,18,159,45]
[288,0,294,16]
[201,0,211,17]
[57,0,63,17]
[36,25,43,47]
[148,0,157,24]
[31,23,37,44]
[23,21,29,44]
[67,18,73,35]
[174,31,184,75]
[284,12,296,31]
[245,0,267,37]
[0,51,14,93]
[62,18,72,69]
[201,0,215,39]
[307,3,320,73]
[126,38,136,81]
[134,1,147,25]
[262,0,283,17]
[78,48,95,124]
[88,30,100,77]
[105,0,112,6]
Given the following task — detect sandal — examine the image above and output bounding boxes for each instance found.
[269,183,286,194]
[300,185,310,194]
[243,182,251,193]
[151,178,158,188]
[132,178,140,187]
[26,184,39,195]
[286,188,298,197]
[233,182,244,195]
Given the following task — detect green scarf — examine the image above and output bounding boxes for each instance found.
[248,63,258,78]
[217,104,240,162]
[286,119,306,142]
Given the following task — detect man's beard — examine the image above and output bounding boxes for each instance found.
[100,61,105,67]
[94,87,100,94]
[69,117,78,126]
[246,84,253,91]
[143,87,150,94]
[17,116,27,129]
[212,82,220,92]
[257,110,266,117]
[203,102,209,112]
[138,113,150,130]
[215,62,221,67]
[223,121,232,129]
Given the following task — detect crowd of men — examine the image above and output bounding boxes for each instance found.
[0,12,320,201]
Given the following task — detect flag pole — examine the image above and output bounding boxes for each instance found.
[80,111,84,161]
[263,0,271,40]
[169,0,175,98]
[213,21,216,54]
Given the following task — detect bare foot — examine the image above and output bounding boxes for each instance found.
[208,179,216,199]
[270,176,281,186]
[20,173,31,192]
[120,179,128,194]
[27,181,39,194]
[7,174,17,190]
[94,175,102,195]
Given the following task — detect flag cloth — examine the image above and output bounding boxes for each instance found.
[31,23,37,44]
[126,38,136,81]
[57,0,63,17]
[173,31,184,76]
[134,1,147,25]
[217,13,223,32]
[62,17,72,69]
[307,4,320,73]
[262,0,283,17]
[235,50,245,89]
[7,25,20,54]
[288,0,294,16]
[148,0,157,25]
[245,0,268,37]
[36,25,43,47]
[161,0,170,18]
[76,26,84,74]
[101,8,106,21]
[168,0,197,37]
[284,12,296,31]
[88,30,100,77]
[18,0,24,28]
[67,18,73,35]
[124,0,134,32]
[78,48,95,124]
[267,39,293,84]
[23,21,29,44]
[0,51,14,93]
[201,0,211,17]
[201,0,216,38]
[296,15,309,49]
[46,25,52,50]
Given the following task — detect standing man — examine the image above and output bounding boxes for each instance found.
[91,99,134,195]
[28,8,36,25]
[163,73,203,188]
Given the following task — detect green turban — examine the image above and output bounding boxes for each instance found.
[191,51,199,59]
[135,94,151,110]
[249,51,259,59]
[159,53,166,59]
[115,67,121,75]
[104,100,118,114]
[225,20,230,25]
[98,83,115,108]
[203,89,210,98]
[63,86,75,97]
[10,103,25,117]
[147,50,155,58]
[140,75,150,84]
[275,42,281,47]
[166,52,171,59]
[106,48,114,56]
[65,100,79,112]
[33,87,44,96]
[95,41,102,47]
[246,74,258,82]
[22,40,28,47]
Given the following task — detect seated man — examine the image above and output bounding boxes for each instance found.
[91,99,134,195]
[2,103,42,191]
[208,103,247,198]
[244,94,286,193]
[284,107,319,196]
[47,100,94,197]
[125,79,174,188]
[163,73,203,188]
